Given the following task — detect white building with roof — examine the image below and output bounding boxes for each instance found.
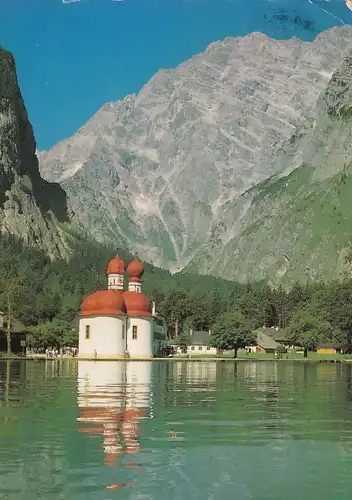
[171,330,217,356]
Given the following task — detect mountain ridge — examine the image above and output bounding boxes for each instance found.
[38,26,352,281]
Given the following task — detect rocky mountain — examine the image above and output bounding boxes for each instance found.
[186,45,352,284]
[0,46,71,258]
[39,26,352,281]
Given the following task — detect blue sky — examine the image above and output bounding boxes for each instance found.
[0,0,351,150]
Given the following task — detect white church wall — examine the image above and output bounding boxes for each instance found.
[79,316,126,358]
[126,317,153,358]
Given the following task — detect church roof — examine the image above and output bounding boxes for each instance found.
[106,255,125,275]
[127,259,144,279]
[124,290,151,317]
[81,257,153,318]
[81,290,126,316]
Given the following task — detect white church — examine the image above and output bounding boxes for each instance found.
[78,256,167,359]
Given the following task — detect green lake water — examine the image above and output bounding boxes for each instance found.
[1,360,352,499]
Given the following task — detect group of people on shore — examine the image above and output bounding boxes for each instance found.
[45,347,78,358]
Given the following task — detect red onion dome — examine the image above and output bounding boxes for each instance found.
[127,259,144,279]
[106,255,125,275]
[123,291,151,317]
[81,290,126,316]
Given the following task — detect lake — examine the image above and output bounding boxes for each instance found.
[0,360,352,499]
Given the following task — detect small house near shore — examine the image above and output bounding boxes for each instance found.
[254,326,300,350]
[249,330,279,354]
[171,330,217,355]
[0,312,29,354]
[316,344,343,355]
[260,326,290,345]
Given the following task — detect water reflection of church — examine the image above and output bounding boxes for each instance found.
[77,361,152,475]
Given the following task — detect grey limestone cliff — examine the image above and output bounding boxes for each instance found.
[39,26,352,279]
[185,45,352,284]
[0,46,71,258]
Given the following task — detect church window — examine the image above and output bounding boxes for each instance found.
[85,325,90,340]
[198,346,202,351]
[132,325,138,339]
[122,325,125,339]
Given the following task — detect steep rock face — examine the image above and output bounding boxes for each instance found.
[39,27,352,274]
[0,46,70,258]
[185,48,352,284]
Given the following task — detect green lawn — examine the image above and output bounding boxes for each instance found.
[187,352,352,361]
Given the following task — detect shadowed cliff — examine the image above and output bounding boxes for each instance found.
[0,46,71,257]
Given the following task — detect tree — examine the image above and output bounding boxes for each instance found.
[287,311,339,358]
[5,275,23,354]
[176,317,193,354]
[176,333,191,354]
[27,319,77,351]
[273,285,289,329]
[260,284,277,327]
[159,290,189,336]
[236,283,262,327]
[35,293,59,323]
[211,311,256,358]
[287,282,309,316]
[183,291,212,331]
[276,344,287,359]
[317,281,352,348]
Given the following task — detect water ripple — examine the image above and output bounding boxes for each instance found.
[0,360,352,499]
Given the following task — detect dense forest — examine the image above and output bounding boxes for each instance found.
[1,233,352,351]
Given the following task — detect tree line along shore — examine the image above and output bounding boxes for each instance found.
[1,234,352,355]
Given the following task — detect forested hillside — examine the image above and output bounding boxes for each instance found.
[1,233,352,351]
